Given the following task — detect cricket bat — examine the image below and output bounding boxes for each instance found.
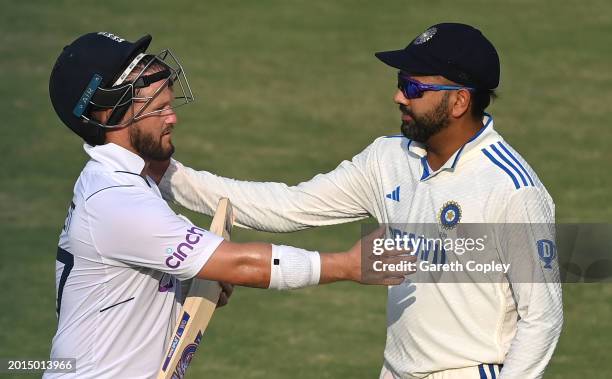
[157,198,234,379]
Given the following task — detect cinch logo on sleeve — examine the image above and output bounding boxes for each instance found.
[165,226,206,269]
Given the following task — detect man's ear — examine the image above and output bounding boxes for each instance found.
[451,89,471,118]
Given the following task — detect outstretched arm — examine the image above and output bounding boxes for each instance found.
[197,228,413,288]
[150,142,380,232]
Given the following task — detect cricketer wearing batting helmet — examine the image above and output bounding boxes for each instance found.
[46,31,413,378]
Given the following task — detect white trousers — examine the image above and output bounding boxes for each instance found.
[379,363,503,379]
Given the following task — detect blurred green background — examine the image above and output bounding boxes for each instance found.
[1,0,611,378]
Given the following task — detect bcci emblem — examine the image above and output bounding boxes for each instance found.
[414,27,437,45]
[439,201,462,229]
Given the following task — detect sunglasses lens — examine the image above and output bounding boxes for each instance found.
[406,81,421,98]
[397,75,421,99]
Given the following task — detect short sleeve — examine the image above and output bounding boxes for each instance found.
[86,186,224,281]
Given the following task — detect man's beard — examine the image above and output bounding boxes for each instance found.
[400,93,451,143]
[129,125,175,161]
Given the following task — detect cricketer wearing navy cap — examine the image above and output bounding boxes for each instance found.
[374,22,500,145]
[151,22,563,379]
[375,22,500,90]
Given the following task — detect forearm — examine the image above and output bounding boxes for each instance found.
[196,242,272,288]
[500,319,563,379]
[499,284,563,379]
[196,241,355,289]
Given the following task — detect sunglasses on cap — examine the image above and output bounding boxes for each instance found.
[397,72,474,99]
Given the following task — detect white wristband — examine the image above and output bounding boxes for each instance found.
[268,245,321,290]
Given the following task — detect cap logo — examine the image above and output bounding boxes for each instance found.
[97,32,125,43]
[413,27,437,45]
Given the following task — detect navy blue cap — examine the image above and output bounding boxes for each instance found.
[375,23,500,90]
[49,32,152,145]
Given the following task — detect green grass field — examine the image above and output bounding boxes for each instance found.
[1,0,611,377]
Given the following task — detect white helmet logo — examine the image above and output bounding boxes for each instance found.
[97,32,125,43]
[413,27,437,45]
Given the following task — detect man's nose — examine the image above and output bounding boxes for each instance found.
[164,108,178,124]
[394,89,410,105]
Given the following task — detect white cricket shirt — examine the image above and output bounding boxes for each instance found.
[160,114,562,379]
[45,143,223,379]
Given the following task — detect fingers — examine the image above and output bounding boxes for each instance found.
[216,282,234,308]
[365,226,387,241]
[346,225,427,286]
[380,276,408,286]
[349,226,387,257]
[365,248,414,262]
[361,252,416,285]
[216,292,228,308]
[349,226,418,286]
[382,253,417,265]
[219,282,234,297]
[361,227,388,251]
[382,248,415,258]
[360,227,413,259]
